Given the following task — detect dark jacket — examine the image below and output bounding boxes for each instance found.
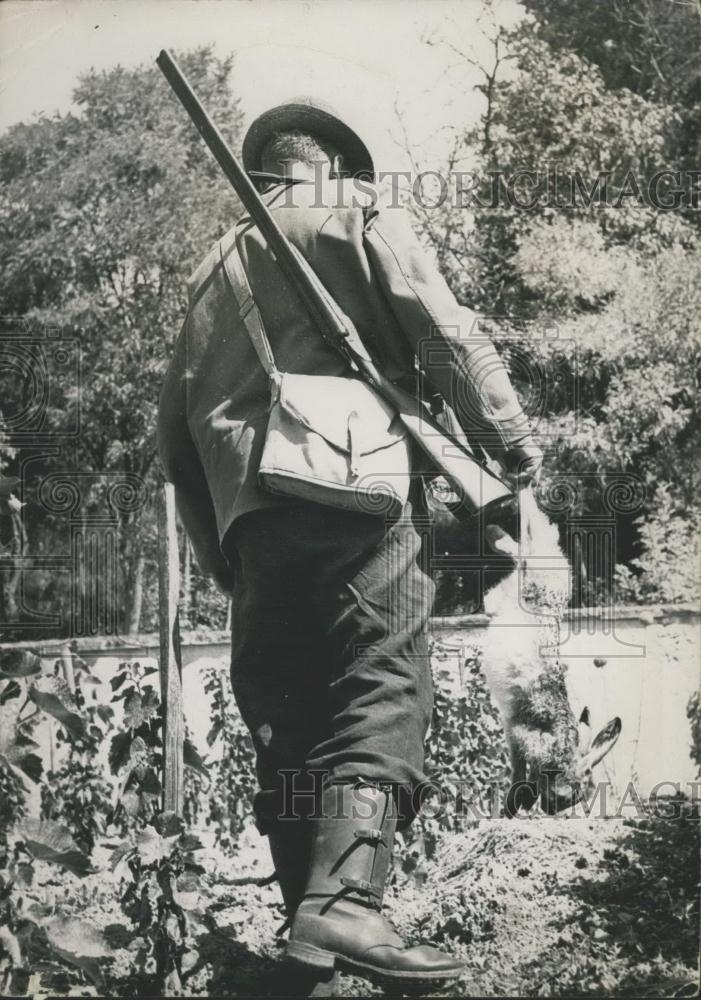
[157,178,539,590]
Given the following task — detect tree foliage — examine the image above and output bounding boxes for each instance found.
[0,47,243,637]
[420,2,700,607]
[522,0,701,168]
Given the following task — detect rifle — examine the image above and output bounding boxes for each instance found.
[156,49,513,517]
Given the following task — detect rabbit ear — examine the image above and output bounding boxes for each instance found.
[578,707,592,754]
[505,780,539,817]
[486,524,519,557]
[580,716,622,772]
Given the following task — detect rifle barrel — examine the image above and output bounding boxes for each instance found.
[156,49,341,340]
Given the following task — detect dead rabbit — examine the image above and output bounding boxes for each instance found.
[480,488,621,816]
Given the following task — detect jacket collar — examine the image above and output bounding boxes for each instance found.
[236,179,310,230]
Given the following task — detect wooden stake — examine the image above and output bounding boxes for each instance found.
[60,643,76,695]
[157,483,184,816]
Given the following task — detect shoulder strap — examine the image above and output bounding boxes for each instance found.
[219,235,278,378]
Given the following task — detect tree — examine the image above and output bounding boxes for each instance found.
[0,47,242,637]
[417,5,700,605]
[522,0,701,169]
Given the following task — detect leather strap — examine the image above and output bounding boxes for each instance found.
[219,235,278,378]
[339,876,383,907]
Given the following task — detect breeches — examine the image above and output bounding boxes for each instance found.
[223,496,435,833]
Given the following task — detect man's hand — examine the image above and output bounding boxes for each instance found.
[212,564,236,597]
[501,442,544,490]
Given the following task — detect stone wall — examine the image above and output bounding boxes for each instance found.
[3,604,699,802]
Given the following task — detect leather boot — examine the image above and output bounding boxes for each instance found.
[285,784,463,987]
[268,820,313,917]
[267,820,338,998]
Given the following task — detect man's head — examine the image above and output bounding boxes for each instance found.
[242,97,374,183]
[260,129,344,181]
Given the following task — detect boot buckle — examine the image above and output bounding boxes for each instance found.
[340,876,383,903]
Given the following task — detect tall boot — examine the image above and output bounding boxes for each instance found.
[268,819,313,918]
[267,820,338,998]
[285,784,463,987]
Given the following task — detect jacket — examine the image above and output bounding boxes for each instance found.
[157,178,540,590]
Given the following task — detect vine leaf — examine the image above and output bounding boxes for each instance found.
[183,738,208,777]
[15,862,34,887]
[123,690,144,729]
[15,752,43,783]
[120,790,141,817]
[129,735,150,778]
[108,731,132,775]
[136,827,167,865]
[123,688,160,729]
[110,671,128,692]
[0,700,44,784]
[0,680,21,705]
[28,687,85,741]
[108,841,134,872]
[71,653,91,674]
[0,649,42,678]
[141,768,162,794]
[179,833,204,852]
[17,819,95,877]
[140,686,160,721]
[97,704,114,724]
[152,811,185,838]
[206,719,223,747]
[43,916,109,987]
[102,923,133,949]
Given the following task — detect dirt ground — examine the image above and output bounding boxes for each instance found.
[15,804,698,999]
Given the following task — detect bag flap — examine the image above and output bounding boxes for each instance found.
[278,373,407,455]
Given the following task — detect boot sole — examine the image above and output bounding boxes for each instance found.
[285,940,463,985]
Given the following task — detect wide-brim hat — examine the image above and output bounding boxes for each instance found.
[242,97,374,180]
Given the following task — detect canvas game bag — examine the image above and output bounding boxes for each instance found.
[219,240,412,517]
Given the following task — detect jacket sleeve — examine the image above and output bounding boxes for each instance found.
[362,201,541,472]
[157,322,236,594]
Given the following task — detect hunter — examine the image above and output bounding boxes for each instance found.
[158,97,542,995]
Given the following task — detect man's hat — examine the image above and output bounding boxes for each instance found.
[242,97,374,180]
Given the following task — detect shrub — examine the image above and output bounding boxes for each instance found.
[614,485,701,605]
[40,660,113,853]
[423,641,510,835]
[202,666,257,849]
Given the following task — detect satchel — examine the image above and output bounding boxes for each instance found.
[219,239,411,517]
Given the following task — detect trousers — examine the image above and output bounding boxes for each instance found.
[223,491,436,833]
